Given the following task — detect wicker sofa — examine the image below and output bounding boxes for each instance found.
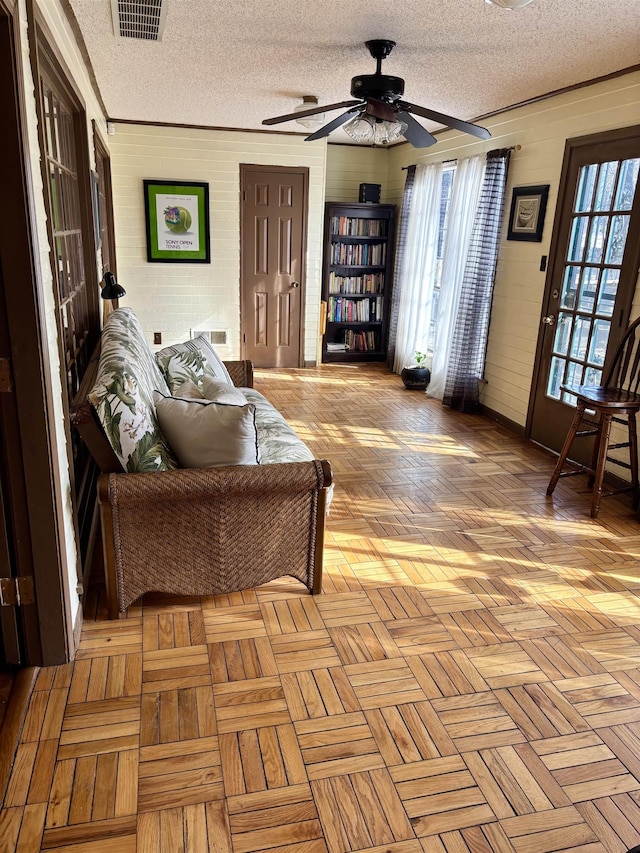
[71,308,332,618]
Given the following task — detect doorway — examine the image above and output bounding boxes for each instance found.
[528,126,640,460]
[240,165,308,368]
[0,2,47,667]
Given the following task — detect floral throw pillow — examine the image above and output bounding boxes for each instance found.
[89,308,177,472]
[156,336,233,395]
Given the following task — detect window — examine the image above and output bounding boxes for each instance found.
[426,165,455,360]
[39,48,101,576]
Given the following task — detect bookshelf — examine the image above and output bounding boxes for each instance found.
[321,202,396,363]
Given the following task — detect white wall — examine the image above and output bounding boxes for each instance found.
[325,145,389,203]
[109,125,327,364]
[387,71,640,428]
[17,0,110,635]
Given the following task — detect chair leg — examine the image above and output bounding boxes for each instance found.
[629,412,639,509]
[587,415,605,489]
[591,412,613,518]
[547,403,586,496]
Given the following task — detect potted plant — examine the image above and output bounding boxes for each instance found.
[401,351,431,390]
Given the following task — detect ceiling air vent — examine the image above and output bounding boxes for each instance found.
[111,0,167,41]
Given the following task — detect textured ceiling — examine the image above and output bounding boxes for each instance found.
[69,0,640,144]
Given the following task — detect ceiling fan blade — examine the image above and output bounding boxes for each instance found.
[398,101,491,140]
[262,100,362,126]
[304,107,363,141]
[396,112,437,148]
[365,98,396,123]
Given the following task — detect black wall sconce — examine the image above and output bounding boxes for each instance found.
[100,271,126,308]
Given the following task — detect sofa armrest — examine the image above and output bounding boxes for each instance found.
[98,459,332,615]
[224,360,254,388]
[101,459,330,502]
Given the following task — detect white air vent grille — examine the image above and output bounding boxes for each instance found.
[111,0,167,41]
[191,330,228,346]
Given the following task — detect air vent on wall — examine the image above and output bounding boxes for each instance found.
[190,330,228,346]
[111,0,167,41]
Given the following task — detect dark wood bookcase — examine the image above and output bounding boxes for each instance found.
[321,202,396,363]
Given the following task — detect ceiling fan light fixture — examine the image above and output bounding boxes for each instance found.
[294,96,325,130]
[485,0,536,8]
[343,114,407,146]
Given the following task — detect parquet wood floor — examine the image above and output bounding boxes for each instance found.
[3,363,640,852]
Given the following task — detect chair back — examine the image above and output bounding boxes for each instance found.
[605,316,640,395]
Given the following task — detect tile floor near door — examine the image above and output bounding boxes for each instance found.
[2,363,640,853]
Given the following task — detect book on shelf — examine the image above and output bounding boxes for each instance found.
[328,272,384,294]
[330,242,386,266]
[327,296,383,323]
[326,341,349,352]
[343,329,378,352]
[330,216,387,237]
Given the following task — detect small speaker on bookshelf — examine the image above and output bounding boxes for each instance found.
[359,183,381,204]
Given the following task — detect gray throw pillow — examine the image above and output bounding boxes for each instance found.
[153,391,259,468]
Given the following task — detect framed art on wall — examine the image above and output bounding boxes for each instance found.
[507,184,550,242]
[143,179,210,262]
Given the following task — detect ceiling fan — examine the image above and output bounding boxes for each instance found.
[262,40,491,148]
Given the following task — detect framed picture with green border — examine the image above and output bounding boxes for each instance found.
[143,179,210,262]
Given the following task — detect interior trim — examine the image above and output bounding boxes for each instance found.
[0,667,38,804]
[477,404,525,438]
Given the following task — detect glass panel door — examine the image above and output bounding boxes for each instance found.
[546,158,639,405]
[529,128,640,459]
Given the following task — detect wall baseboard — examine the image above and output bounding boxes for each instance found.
[478,404,525,437]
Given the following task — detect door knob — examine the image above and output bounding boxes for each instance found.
[542,315,555,326]
[291,281,300,289]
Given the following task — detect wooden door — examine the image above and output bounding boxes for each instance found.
[240,166,307,368]
[528,127,640,459]
[0,5,46,665]
[0,278,23,666]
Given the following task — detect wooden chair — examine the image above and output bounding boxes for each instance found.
[546,316,640,518]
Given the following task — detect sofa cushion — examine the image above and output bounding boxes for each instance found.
[156,335,233,394]
[171,379,204,399]
[89,308,177,472]
[202,377,247,405]
[242,388,314,464]
[153,391,260,468]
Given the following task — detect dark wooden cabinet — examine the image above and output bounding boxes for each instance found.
[321,202,396,363]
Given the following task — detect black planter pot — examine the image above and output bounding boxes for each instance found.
[401,366,431,390]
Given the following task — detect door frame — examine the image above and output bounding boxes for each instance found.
[525,124,640,442]
[93,120,118,283]
[0,0,76,665]
[239,164,309,368]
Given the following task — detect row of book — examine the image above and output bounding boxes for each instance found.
[328,296,383,323]
[331,242,386,266]
[330,216,387,237]
[328,272,385,294]
[344,329,378,352]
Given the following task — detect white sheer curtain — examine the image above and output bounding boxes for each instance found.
[393,162,443,372]
[427,154,486,400]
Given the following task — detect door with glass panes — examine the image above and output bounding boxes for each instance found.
[529,128,640,459]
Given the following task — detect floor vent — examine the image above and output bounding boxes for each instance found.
[191,330,228,346]
[111,0,167,41]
